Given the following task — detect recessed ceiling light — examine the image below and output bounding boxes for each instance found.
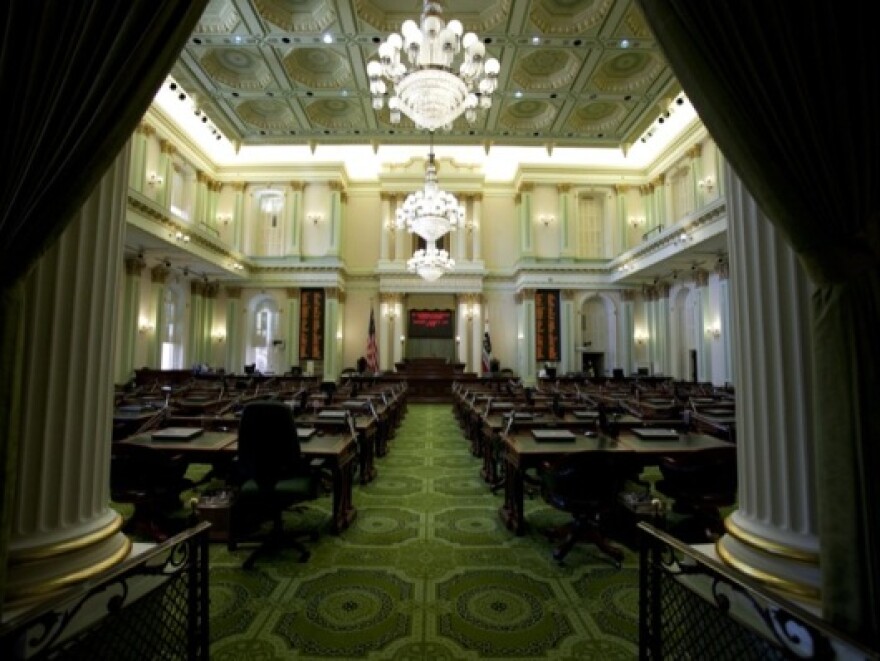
[514,91,523,98]
[620,39,630,48]
[322,33,334,44]
[233,35,243,44]
[531,36,541,45]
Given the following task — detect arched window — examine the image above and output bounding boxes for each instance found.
[251,298,280,373]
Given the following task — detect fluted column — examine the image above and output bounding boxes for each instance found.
[518,290,536,385]
[620,290,635,374]
[194,171,209,226]
[655,283,671,376]
[615,184,629,253]
[224,287,242,373]
[232,183,246,252]
[472,194,482,261]
[285,288,300,371]
[117,256,145,384]
[641,183,655,231]
[287,181,304,258]
[688,144,703,211]
[206,180,221,233]
[129,123,152,193]
[653,173,667,228]
[717,259,733,385]
[558,185,575,258]
[322,288,341,379]
[393,196,408,265]
[149,264,170,368]
[560,289,576,374]
[4,147,132,612]
[694,269,710,382]
[327,183,344,257]
[716,169,821,602]
[379,193,392,261]
[517,184,535,259]
[158,140,175,209]
[188,280,205,365]
[203,282,218,365]
[455,196,468,262]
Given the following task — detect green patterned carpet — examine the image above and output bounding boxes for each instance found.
[205,404,641,660]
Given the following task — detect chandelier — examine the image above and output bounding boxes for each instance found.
[407,241,455,282]
[396,140,464,243]
[366,1,501,131]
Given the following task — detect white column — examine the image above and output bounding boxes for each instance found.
[716,170,821,601]
[519,291,536,385]
[620,292,634,374]
[656,284,671,376]
[379,194,391,261]
[285,288,300,370]
[148,265,169,368]
[560,291,575,374]
[5,147,132,611]
[394,197,408,265]
[472,195,482,261]
[287,181,303,258]
[224,287,242,374]
[518,186,534,259]
[129,124,150,193]
[232,183,246,252]
[694,270,710,381]
[456,196,468,262]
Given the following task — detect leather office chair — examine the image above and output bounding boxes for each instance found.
[110,444,194,542]
[539,450,629,565]
[229,400,322,568]
[655,447,737,543]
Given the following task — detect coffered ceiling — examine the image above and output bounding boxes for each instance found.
[169,0,682,151]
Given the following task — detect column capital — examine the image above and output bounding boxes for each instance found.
[159,139,176,156]
[190,280,206,296]
[125,256,146,277]
[289,180,305,192]
[137,122,155,137]
[614,184,629,194]
[225,286,242,299]
[196,171,211,184]
[656,282,671,298]
[203,281,220,298]
[232,182,247,193]
[715,258,730,280]
[285,287,300,299]
[561,289,576,301]
[556,184,572,194]
[687,143,703,159]
[329,181,345,193]
[621,289,637,302]
[693,268,710,287]
[150,264,170,284]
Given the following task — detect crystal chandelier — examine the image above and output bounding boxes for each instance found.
[367,1,501,131]
[407,241,455,281]
[396,140,464,243]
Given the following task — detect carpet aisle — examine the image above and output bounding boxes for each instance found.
[206,403,640,660]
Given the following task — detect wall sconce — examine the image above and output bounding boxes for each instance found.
[217,212,232,225]
[538,214,554,227]
[231,262,244,271]
[698,175,715,192]
[307,213,323,225]
[673,231,692,247]
[400,334,406,344]
[463,304,479,321]
[384,219,396,233]
[212,331,226,343]
[336,330,343,340]
[634,331,649,346]
[385,307,398,321]
[147,172,164,187]
[174,231,190,243]
[628,216,645,229]
[706,325,721,340]
[455,335,461,344]
[464,218,476,233]
[138,319,154,334]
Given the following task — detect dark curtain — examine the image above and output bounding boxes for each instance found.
[0,0,208,603]
[637,1,879,644]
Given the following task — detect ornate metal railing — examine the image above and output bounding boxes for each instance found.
[1,522,210,660]
[638,523,879,660]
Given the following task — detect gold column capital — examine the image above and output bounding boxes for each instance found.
[289,181,305,192]
[159,139,176,156]
[150,264,170,284]
[285,287,300,299]
[125,256,146,277]
[225,286,242,299]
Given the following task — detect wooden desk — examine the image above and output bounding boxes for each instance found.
[499,430,734,535]
[225,432,358,534]
[119,430,238,463]
[297,412,378,485]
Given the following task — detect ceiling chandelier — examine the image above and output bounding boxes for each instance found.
[366,1,501,131]
[396,137,464,243]
[407,241,455,282]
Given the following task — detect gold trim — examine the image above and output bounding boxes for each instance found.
[4,537,133,604]
[724,517,820,564]
[716,539,821,604]
[9,512,124,564]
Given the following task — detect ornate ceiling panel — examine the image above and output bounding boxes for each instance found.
[170,0,680,148]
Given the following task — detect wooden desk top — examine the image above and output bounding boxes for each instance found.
[505,429,733,457]
[119,430,238,453]
[225,432,354,457]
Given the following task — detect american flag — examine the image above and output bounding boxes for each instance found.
[366,308,379,372]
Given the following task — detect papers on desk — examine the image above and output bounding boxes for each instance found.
[318,410,348,419]
[297,427,317,442]
[118,404,153,412]
[531,429,576,442]
[505,412,534,420]
[151,427,204,441]
[572,410,599,419]
[631,428,679,440]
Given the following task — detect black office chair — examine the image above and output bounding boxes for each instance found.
[110,444,194,542]
[655,447,737,543]
[539,450,629,565]
[228,400,322,567]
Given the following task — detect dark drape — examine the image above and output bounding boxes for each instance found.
[638,0,880,644]
[0,0,208,604]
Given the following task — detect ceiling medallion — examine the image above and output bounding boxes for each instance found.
[407,241,455,282]
[367,0,500,131]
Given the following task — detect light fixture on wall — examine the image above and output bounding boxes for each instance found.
[366,0,501,131]
[706,324,721,339]
[407,240,455,281]
[463,303,478,321]
[217,212,232,225]
[634,330,649,346]
[539,214,554,227]
[212,330,226,344]
[673,229,693,247]
[138,319,154,334]
[147,172,164,187]
[174,231,190,243]
[308,213,323,225]
[628,216,645,229]
[385,307,398,321]
[698,175,715,192]
[396,132,464,243]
